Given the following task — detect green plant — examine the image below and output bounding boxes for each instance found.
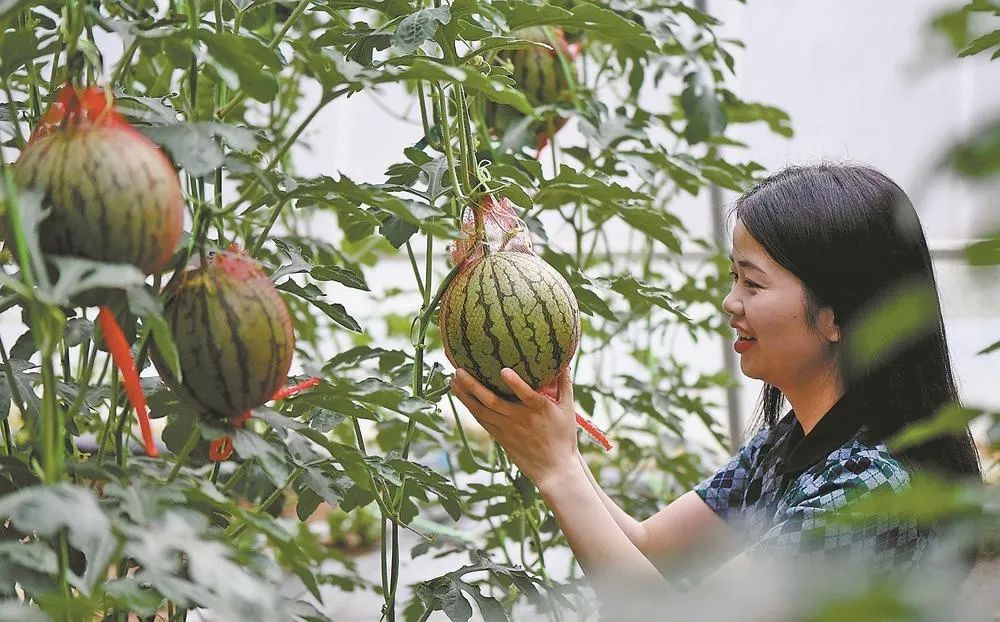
[0,0,808,620]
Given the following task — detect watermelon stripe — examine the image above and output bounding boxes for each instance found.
[176,285,223,416]
[490,256,542,387]
[251,285,282,402]
[214,274,253,409]
[494,255,547,381]
[133,151,160,271]
[522,267,565,378]
[88,135,128,263]
[172,289,216,413]
[242,281,285,401]
[460,260,499,388]
[453,271,483,378]
[49,141,75,253]
[473,262,510,393]
[197,278,236,416]
[18,138,54,189]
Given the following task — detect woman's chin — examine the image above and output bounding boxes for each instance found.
[738,360,763,381]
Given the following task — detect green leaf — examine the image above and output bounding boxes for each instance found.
[680,71,727,144]
[889,403,986,452]
[0,0,39,25]
[231,428,290,486]
[103,578,163,617]
[389,58,533,116]
[502,1,574,31]
[535,167,650,208]
[0,484,117,593]
[11,330,36,360]
[307,408,346,433]
[723,93,793,138]
[459,584,508,621]
[413,577,473,622]
[128,286,181,382]
[618,205,684,253]
[310,265,369,291]
[270,239,314,282]
[379,214,419,248]
[602,274,689,320]
[393,6,451,53]
[142,122,258,177]
[0,359,41,425]
[976,338,1000,356]
[0,540,58,580]
[39,257,146,307]
[298,465,353,509]
[943,117,1000,179]
[200,31,281,103]
[958,29,1000,57]
[845,280,939,370]
[563,2,658,52]
[964,230,1000,265]
[386,455,462,521]
[64,317,93,347]
[324,345,408,371]
[0,30,43,78]
[277,280,363,333]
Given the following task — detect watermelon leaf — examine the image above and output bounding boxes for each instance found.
[392,6,451,54]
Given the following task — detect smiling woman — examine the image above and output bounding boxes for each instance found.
[448,163,983,607]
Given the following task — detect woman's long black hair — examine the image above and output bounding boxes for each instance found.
[734,163,981,481]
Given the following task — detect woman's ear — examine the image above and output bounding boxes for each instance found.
[819,307,840,343]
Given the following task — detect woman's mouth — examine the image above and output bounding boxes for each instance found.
[734,332,756,354]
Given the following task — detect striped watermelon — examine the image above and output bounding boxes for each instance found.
[153,247,294,420]
[12,85,183,276]
[485,27,576,148]
[439,251,580,398]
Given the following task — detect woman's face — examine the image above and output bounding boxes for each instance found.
[722,219,840,392]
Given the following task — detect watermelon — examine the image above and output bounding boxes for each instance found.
[12,85,183,276]
[153,247,294,420]
[485,27,577,149]
[439,251,580,398]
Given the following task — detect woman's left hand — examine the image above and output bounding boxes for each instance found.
[450,367,580,489]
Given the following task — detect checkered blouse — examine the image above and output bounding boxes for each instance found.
[694,390,929,574]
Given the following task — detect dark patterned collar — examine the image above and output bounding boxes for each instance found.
[780,388,868,474]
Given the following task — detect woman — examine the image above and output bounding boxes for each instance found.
[449,164,982,597]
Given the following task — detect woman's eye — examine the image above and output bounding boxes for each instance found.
[729,271,759,290]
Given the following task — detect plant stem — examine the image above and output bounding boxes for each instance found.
[249,199,289,256]
[1,76,26,148]
[446,393,501,472]
[113,39,140,86]
[226,98,329,215]
[416,81,439,150]
[1,419,11,455]
[405,241,425,299]
[209,461,221,484]
[220,458,253,493]
[454,86,474,193]
[430,82,469,210]
[40,355,64,483]
[226,466,304,538]
[166,425,200,483]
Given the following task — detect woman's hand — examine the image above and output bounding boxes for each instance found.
[449,367,580,489]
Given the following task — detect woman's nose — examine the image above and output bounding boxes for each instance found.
[722,287,741,315]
